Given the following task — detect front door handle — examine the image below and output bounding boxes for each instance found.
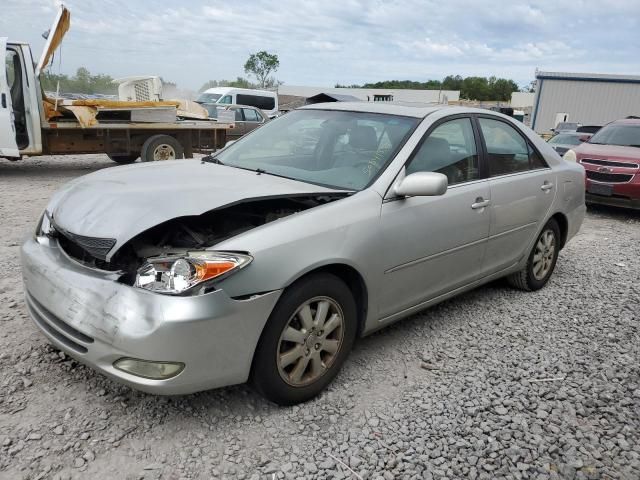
[471,198,491,210]
[541,182,554,192]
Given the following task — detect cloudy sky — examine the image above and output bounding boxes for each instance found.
[2,0,639,91]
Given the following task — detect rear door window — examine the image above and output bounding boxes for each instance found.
[242,108,259,122]
[478,118,547,176]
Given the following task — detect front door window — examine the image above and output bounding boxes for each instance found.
[406,117,479,185]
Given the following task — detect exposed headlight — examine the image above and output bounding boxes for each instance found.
[134,251,252,295]
[563,149,577,162]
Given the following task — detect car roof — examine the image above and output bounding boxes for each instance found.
[611,118,640,125]
[302,102,506,119]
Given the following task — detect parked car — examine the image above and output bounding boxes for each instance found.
[202,104,268,140]
[196,87,278,118]
[551,122,580,134]
[564,118,640,209]
[547,132,590,156]
[22,104,585,405]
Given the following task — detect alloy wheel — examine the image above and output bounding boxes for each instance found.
[532,229,556,280]
[276,296,345,387]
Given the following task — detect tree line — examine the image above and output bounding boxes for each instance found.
[41,67,118,95]
[336,75,521,101]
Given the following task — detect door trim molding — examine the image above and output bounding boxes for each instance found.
[385,236,488,274]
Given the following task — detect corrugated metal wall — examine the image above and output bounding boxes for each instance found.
[532,79,640,133]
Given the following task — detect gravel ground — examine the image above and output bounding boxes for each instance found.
[0,155,639,480]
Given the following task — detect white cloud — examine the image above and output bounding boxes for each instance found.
[0,0,638,89]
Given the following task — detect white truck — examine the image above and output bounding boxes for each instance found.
[1,7,232,163]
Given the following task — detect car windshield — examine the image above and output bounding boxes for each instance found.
[549,134,582,145]
[588,124,640,147]
[214,109,419,190]
[197,93,222,103]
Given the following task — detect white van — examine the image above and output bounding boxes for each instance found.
[197,87,278,118]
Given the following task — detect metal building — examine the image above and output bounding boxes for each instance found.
[531,71,640,133]
[278,85,460,104]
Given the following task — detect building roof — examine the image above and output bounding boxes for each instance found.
[278,94,307,111]
[306,93,362,103]
[536,71,640,84]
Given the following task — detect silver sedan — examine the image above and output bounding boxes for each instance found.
[21,103,586,405]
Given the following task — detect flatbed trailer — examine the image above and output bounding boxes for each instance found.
[1,7,232,164]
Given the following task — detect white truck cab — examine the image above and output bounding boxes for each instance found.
[1,40,46,158]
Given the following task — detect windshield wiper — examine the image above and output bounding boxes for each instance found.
[201,155,224,165]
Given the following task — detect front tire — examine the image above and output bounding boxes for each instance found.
[251,273,357,405]
[507,218,560,291]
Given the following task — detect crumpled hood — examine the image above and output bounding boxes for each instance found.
[49,160,337,259]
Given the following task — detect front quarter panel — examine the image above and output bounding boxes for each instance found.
[213,190,384,325]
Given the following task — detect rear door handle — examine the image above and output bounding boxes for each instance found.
[541,182,554,192]
[471,198,491,210]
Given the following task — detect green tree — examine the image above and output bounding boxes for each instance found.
[490,78,519,101]
[441,75,463,91]
[40,67,116,95]
[244,51,280,88]
[228,76,253,88]
[461,76,490,100]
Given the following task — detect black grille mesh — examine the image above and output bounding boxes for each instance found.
[582,158,639,169]
[585,171,633,183]
[59,230,116,260]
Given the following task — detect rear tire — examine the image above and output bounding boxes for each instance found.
[141,135,184,162]
[507,218,560,291]
[251,273,357,405]
[107,153,138,164]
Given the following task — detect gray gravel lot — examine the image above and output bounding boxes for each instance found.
[0,155,639,480]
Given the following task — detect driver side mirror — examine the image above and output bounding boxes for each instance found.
[394,172,448,197]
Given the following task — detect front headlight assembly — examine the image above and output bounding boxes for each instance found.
[135,251,252,295]
[563,149,577,162]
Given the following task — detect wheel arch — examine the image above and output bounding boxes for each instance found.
[283,262,370,338]
[549,211,569,249]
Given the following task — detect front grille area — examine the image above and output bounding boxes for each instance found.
[585,171,634,183]
[581,158,639,169]
[26,292,94,354]
[59,231,116,260]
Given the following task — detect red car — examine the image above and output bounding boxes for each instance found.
[564,119,640,210]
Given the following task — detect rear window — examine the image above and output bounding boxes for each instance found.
[555,122,578,131]
[548,134,582,146]
[589,124,640,148]
[236,94,275,111]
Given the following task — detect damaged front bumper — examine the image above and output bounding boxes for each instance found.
[21,235,282,394]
